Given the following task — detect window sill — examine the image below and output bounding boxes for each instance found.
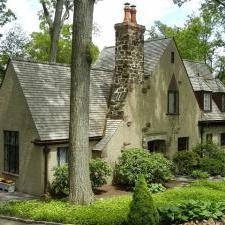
[166,113,180,116]
[2,171,19,177]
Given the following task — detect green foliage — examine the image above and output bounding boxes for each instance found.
[199,158,225,176]
[0,0,16,27]
[191,170,210,179]
[50,159,111,196]
[192,142,221,158]
[173,151,200,175]
[89,158,112,190]
[159,200,225,224]
[50,165,69,197]
[115,149,173,187]
[127,175,159,225]
[86,42,100,64]
[148,183,166,194]
[2,181,225,225]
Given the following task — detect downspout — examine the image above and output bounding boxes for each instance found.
[43,145,50,194]
[200,125,204,144]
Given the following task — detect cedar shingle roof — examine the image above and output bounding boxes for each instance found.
[93,38,172,75]
[11,60,114,141]
[184,60,225,121]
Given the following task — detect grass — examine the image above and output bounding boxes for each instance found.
[1,180,225,225]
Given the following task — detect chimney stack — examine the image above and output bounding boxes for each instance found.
[130,5,137,24]
[123,3,131,23]
[109,4,146,119]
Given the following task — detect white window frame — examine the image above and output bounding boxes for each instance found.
[204,93,211,111]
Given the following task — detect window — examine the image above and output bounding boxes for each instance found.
[204,93,211,111]
[206,133,213,143]
[221,133,225,146]
[168,91,179,114]
[178,137,189,151]
[222,95,225,112]
[57,147,68,166]
[171,52,175,64]
[4,131,19,174]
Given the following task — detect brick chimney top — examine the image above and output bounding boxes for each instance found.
[130,5,137,24]
[123,3,131,23]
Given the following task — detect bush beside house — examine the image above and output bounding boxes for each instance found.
[114,148,173,187]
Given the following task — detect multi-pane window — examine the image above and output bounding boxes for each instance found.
[204,93,211,111]
[57,147,68,166]
[221,133,225,146]
[171,52,175,64]
[4,131,19,174]
[168,91,179,114]
[206,133,213,143]
[178,137,189,151]
[222,95,225,112]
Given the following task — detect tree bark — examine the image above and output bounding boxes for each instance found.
[69,0,95,205]
[49,0,64,62]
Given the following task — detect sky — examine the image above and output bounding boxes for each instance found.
[4,0,203,50]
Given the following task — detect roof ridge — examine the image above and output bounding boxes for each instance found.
[11,58,70,68]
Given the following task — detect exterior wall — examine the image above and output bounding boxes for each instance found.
[202,126,225,146]
[0,63,44,195]
[103,40,202,164]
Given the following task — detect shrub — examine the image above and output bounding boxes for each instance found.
[50,159,111,196]
[127,175,159,225]
[50,165,69,197]
[159,200,225,224]
[199,158,225,176]
[193,143,221,158]
[115,149,173,187]
[148,183,166,194]
[191,170,209,179]
[173,151,200,175]
[89,158,112,190]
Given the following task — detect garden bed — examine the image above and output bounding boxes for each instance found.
[1,180,225,225]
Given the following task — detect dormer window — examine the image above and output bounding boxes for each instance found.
[203,92,211,111]
[221,94,225,112]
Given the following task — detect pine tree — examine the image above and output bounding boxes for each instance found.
[127,175,160,225]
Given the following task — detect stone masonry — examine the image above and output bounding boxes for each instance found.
[108,4,146,119]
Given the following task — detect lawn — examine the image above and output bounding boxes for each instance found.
[1,180,225,225]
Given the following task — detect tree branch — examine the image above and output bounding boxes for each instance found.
[214,0,225,8]
[60,0,73,28]
[40,0,53,29]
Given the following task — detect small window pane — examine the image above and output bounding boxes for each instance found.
[57,147,68,166]
[221,133,225,146]
[171,52,175,64]
[204,93,211,111]
[178,137,189,151]
[206,133,213,143]
[222,95,225,111]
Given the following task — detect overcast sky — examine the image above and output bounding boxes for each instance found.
[4,0,203,49]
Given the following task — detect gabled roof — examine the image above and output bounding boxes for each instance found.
[93,38,172,76]
[11,60,114,141]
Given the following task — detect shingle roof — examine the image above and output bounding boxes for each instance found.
[11,60,114,141]
[93,38,172,76]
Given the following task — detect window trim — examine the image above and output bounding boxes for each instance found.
[178,137,189,151]
[221,133,225,146]
[206,133,213,143]
[203,92,212,112]
[3,130,19,175]
[221,94,225,112]
[167,90,179,115]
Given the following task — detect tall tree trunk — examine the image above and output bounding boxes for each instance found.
[49,0,64,62]
[69,0,95,204]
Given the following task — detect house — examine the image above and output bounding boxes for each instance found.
[0,4,225,195]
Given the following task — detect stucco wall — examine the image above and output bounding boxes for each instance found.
[103,40,202,164]
[0,63,44,195]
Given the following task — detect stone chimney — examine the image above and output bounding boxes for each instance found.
[109,3,146,118]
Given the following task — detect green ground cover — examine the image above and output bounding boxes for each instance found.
[1,180,225,225]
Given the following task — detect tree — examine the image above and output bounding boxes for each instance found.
[0,25,29,79]
[0,0,16,36]
[127,175,159,225]
[39,0,73,62]
[27,23,99,64]
[173,0,225,8]
[147,12,224,67]
[69,0,96,204]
